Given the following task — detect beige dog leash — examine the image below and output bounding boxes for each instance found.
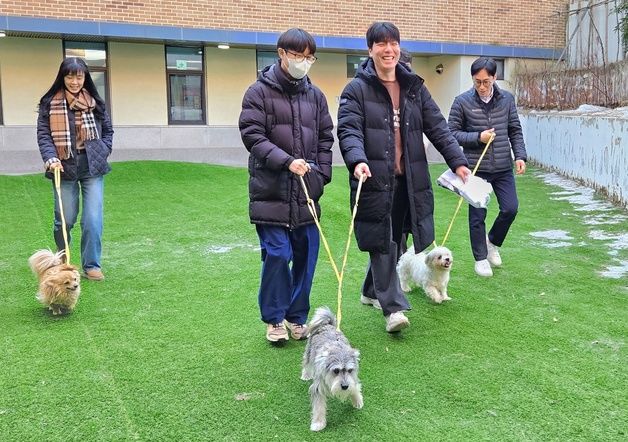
[53,167,71,264]
[440,133,495,247]
[299,174,365,330]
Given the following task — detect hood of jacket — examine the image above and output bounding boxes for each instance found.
[258,60,311,95]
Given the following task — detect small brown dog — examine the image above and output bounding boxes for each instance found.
[28,249,81,315]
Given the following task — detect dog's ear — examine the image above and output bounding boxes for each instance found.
[424,253,431,265]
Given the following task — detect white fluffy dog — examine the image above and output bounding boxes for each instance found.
[397,245,453,303]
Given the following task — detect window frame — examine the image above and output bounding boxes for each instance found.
[256,49,278,76]
[494,58,505,80]
[63,41,111,116]
[165,45,206,126]
[346,54,369,78]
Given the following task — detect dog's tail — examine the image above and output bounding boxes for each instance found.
[28,249,65,275]
[308,306,337,334]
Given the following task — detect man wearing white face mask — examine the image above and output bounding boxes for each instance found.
[239,28,334,344]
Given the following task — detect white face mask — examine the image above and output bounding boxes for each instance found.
[287,58,311,79]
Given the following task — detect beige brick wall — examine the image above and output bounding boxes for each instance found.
[1,1,567,49]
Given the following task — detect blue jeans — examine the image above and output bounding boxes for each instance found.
[468,169,519,261]
[256,224,320,325]
[52,153,104,272]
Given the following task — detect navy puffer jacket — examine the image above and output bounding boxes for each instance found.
[37,100,114,181]
[239,61,334,229]
[448,84,526,173]
[338,58,468,253]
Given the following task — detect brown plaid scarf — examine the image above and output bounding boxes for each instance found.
[49,89,99,159]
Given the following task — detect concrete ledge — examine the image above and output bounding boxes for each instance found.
[0,125,351,174]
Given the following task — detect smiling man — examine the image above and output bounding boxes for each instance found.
[448,57,527,278]
[337,22,470,334]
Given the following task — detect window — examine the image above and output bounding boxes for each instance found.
[347,55,368,78]
[166,46,205,125]
[494,58,505,80]
[257,50,277,75]
[64,41,109,111]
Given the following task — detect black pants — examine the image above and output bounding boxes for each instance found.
[362,176,411,316]
[469,169,519,261]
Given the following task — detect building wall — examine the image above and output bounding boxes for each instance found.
[0,0,567,49]
[308,52,349,124]
[567,0,625,67]
[0,37,62,125]
[206,47,257,126]
[0,35,540,174]
[109,42,168,125]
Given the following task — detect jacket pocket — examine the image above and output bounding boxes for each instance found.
[299,162,325,203]
[85,139,112,176]
[250,165,289,202]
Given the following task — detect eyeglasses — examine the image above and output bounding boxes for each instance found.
[285,50,318,64]
[473,79,493,87]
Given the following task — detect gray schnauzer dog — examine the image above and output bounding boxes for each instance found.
[301,306,363,431]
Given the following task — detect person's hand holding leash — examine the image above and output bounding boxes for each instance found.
[353,162,371,181]
[515,159,526,175]
[480,128,495,143]
[289,159,311,176]
[48,161,64,172]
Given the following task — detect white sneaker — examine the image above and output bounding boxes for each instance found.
[385,311,410,333]
[360,295,382,310]
[474,259,493,277]
[486,238,502,267]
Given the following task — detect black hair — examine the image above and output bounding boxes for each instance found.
[39,57,105,109]
[470,57,497,76]
[366,22,400,49]
[399,48,412,67]
[277,28,317,54]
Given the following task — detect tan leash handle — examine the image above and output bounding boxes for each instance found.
[440,133,495,247]
[53,167,71,264]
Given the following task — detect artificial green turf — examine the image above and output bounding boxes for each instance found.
[0,161,626,441]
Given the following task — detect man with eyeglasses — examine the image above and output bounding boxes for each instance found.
[337,22,470,334]
[239,28,334,343]
[448,57,527,277]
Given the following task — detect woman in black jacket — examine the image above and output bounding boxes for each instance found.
[239,28,334,343]
[37,57,114,281]
[338,22,470,333]
[448,57,527,278]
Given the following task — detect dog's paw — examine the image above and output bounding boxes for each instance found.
[300,373,313,381]
[310,420,326,432]
[400,282,411,292]
[443,294,452,301]
[352,395,364,409]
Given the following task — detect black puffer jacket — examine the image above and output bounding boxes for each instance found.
[448,84,526,173]
[338,58,468,253]
[239,61,334,229]
[37,100,113,181]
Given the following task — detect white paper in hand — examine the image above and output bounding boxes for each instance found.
[437,169,493,209]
